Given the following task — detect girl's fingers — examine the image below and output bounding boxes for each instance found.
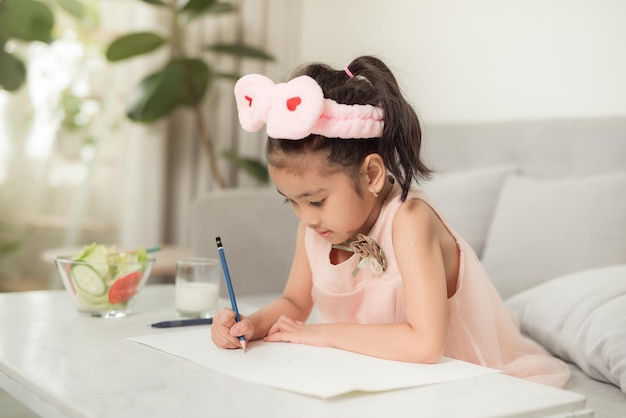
[266,315,293,336]
[265,316,304,342]
[211,308,248,349]
[230,317,253,340]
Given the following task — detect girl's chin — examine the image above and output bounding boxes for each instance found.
[316,231,346,244]
[329,236,353,246]
[312,228,351,245]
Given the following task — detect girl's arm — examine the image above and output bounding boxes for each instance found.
[214,222,314,347]
[264,199,452,363]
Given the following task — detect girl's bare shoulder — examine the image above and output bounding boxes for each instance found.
[393,196,441,233]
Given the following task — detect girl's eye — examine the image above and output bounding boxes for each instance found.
[282,197,323,207]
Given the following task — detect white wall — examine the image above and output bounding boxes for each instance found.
[297,0,626,123]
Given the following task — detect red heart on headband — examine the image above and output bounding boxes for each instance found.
[267,76,324,138]
[236,74,325,138]
[287,97,301,111]
[234,74,275,132]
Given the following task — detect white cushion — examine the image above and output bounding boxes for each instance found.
[506,265,626,394]
[482,172,626,299]
[421,164,516,257]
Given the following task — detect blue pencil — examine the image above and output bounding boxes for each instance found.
[215,236,247,352]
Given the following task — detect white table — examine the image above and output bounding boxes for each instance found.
[0,285,592,418]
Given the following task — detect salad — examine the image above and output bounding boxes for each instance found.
[67,243,151,312]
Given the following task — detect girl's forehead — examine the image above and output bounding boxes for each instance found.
[269,148,324,171]
[270,163,328,185]
[269,148,358,178]
[269,151,325,177]
[270,163,352,196]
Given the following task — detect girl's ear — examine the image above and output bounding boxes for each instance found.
[361,154,386,196]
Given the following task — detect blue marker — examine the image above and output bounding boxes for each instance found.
[150,318,213,328]
[215,237,247,352]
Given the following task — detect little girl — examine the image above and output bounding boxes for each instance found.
[211,55,569,387]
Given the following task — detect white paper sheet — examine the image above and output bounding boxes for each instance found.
[128,328,499,398]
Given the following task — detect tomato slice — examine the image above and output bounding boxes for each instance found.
[108,271,143,304]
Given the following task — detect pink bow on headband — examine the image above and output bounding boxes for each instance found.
[234,74,384,140]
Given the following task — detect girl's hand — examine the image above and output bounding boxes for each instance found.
[210,307,253,350]
[264,315,328,347]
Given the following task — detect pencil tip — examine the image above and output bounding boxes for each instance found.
[241,340,247,352]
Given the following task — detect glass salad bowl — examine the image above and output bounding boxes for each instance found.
[55,244,155,318]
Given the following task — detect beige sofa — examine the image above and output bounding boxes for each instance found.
[191,116,626,417]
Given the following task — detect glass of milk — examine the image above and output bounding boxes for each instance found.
[175,258,221,318]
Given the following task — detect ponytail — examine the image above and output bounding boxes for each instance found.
[266,55,431,201]
[347,56,431,200]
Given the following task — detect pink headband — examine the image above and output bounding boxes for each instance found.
[234,74,384,140]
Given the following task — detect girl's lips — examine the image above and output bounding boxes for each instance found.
[317,230,333,238]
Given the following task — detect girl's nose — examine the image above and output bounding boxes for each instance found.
[306,219,320,229]
[298,208,319,228]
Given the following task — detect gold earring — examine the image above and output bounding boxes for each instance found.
[372,190,379,198]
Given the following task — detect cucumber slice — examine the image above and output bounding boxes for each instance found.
[71,265,106,296]
[82,245,110,278]
[75,291,110,309]
[74,243,110,279]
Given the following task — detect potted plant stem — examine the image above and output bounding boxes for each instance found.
[104,0,274,187]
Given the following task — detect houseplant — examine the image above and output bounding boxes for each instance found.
[104,0,274,186]
[0,0,55,91]
[0,0,55,286]
[0,0,273,186]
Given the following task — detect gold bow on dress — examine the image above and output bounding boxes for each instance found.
[333,234,387,277]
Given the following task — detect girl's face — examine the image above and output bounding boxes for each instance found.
[269,154,378,245]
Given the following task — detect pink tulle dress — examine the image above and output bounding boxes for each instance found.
[305,182,569,387]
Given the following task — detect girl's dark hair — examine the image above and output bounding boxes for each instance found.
[266,55,431,201]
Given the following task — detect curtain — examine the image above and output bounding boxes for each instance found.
[0,0,300,290]
[0,1,167,290]
[164,0,302,248]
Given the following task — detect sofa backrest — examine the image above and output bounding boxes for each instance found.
[190,188,298,296]
[422,116,626,177]
[422,116,626,298]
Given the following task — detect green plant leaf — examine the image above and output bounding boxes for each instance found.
[140,0,168,6]
[126,73,179,122]
[126,58,211,122]
[206,43,274,61]
[105,32,166,62]
[179,0,216,12]
[180,0,235,14]
[53,0,85,19]
[0,0,55,43]
[0,240,21,255]
[222,150,269,183]
[0,49,26,91]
